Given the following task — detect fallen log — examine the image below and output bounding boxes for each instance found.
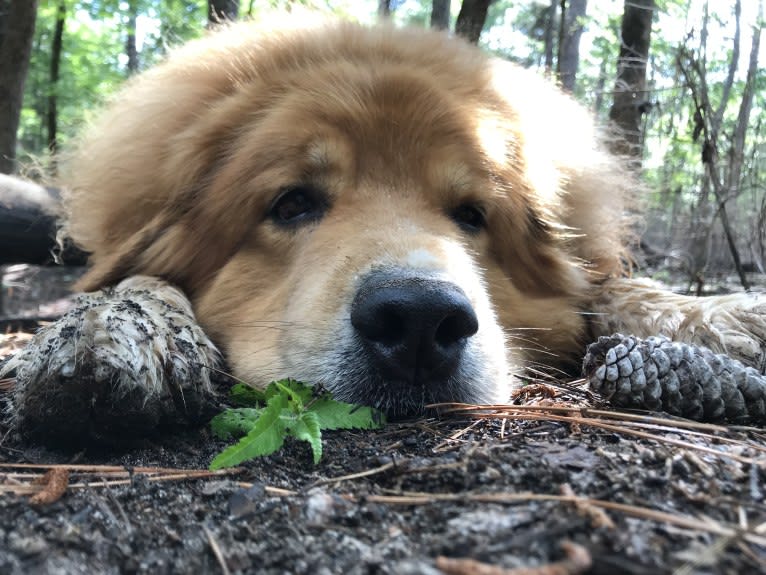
[0,174,87,266]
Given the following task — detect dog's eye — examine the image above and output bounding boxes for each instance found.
[269,185,326,226]
[451,204,486,233]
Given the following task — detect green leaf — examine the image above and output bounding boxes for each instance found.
[289,411,323,464]
[311,397,386,430]
[210,379,386,468]
[209,394,288,470]
[229,383,267,406]
[273,379,314,411]
[210,407,263,439]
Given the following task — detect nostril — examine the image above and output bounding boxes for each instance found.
[435,308,479,348]
[364,304,406,346]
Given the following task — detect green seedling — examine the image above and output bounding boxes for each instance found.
[209,379,385,470]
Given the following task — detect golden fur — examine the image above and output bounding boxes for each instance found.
[62,20,638,415]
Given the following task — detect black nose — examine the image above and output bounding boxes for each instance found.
[350,272,479,384]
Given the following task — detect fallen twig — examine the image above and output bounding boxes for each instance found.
[436,541,591,575]
[203,525,232,575]
[308,461,396,489]
[0,463,245,499]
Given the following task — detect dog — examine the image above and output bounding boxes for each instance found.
[2,18,764,441]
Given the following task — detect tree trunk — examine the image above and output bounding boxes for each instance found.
[0,0,6,48]
[608,0,654,161]
[0,0,38,174]
[455,0,491,44]
[378,0,391,18]
[556,0,587,92]
[431,0,451,30]
[208,0,239,24]
[125,0,139,75]
[543,0,557,73]
[47,1,66,156]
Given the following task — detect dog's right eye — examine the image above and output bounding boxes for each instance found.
[269,185,326,226]
[451,203,486,234]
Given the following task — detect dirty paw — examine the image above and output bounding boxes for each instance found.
[0,276,224,445]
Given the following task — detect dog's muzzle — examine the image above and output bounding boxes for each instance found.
[350,270,479,390]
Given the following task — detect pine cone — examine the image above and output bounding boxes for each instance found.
[583,334,766,424]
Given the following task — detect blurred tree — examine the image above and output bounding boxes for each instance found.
[208,0,238,23]
[556,0,587,92]
[47,0,65,155]
[456,0,492,43]
[608,0,654,161]
[125,0,139,74]
[0,0,38,174]
[542,0,556,71]
[431,0,450,29]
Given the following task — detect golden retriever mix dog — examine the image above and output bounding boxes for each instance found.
[3,19,764,439]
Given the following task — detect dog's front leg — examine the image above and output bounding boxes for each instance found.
[0,276,224,445]
[589,277,766,372]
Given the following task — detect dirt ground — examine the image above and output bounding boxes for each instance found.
[2,265,766,575]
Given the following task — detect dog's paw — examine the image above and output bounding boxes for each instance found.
[0,276,224,445]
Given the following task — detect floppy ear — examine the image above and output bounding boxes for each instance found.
[74,188,250,295]
[489,201,589,299]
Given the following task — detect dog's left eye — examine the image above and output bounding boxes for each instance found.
[269,185,326,226]
[451,204,486,233]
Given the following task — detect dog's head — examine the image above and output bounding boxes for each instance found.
[64,21,627,416]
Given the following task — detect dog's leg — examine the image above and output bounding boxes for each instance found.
[0,276,224,445]
[589,277,766,373]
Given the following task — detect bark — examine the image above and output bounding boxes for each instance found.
[208,0,238,24]
[557,0,587,92]
[0,0,38,174]
[543,0,557,72]
[125,0,139,75]
[608,0,654,161]
[455,0,491,44]
[47,1,66,155]
[431,0,451,30]
[0,0,6,48]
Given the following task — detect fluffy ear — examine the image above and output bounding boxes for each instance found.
[74,200,246,295]
[73,210,191,292]
[489,203,589,299]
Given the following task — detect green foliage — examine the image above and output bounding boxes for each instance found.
[18,0,208,167]
[209,380,385,470]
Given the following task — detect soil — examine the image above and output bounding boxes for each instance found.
[2,265,766,575]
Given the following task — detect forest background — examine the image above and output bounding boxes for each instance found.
[0,0,764,293]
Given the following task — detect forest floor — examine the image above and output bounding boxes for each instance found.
[1,264,766,575]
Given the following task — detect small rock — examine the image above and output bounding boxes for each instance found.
[228,482,266,518]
